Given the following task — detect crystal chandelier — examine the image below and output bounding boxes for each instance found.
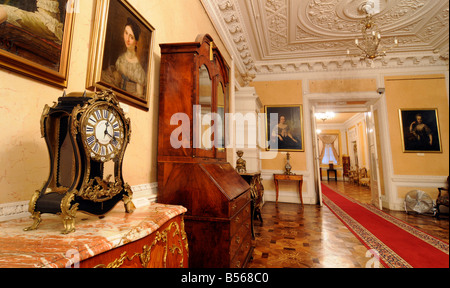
[315,111,335,122]
[347,3,398,61]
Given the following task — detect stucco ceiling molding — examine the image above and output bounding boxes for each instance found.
[298,0,430,36]
[203,0,449,80]
[201,0,258,78]
[217,0,257,72]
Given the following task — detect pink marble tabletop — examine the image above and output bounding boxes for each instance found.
[0,203,187,268]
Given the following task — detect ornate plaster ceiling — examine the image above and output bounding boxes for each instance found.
[202,0,449,81]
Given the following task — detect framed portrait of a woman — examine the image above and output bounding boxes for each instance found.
[0,0,76,87]
[265,105,304,152]
[86,0,154,110]
[399,108,442,153]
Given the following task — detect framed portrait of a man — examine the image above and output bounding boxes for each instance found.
[86,0,154,110]
[265,105,304,152]
[399,109,442,153]
[0,0,76,87]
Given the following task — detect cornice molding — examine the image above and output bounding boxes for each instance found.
[253,52,448,75]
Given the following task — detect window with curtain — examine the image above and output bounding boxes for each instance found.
[318,134,339,165]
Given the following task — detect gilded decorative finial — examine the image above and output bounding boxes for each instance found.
[210,41,215,61]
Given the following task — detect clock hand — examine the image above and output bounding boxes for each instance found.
[104,129,117,144]
[105,130,114,139]
[104,122,110,138]
[102,122,118,143]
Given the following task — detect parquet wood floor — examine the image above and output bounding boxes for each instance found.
[248,180,449,268]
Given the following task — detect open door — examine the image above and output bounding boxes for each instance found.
[365,105,383,209]
[311,106,323,206]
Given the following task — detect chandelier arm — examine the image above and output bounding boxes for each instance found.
[355,45,366,53]
[379,41,398,54]
[374,39,381,51]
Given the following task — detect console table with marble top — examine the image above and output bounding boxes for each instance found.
[0,203,188,268]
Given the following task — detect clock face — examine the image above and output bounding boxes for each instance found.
[83,104,125,162]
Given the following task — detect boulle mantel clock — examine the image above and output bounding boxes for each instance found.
[25,90,135,234]
[158,34,253,268]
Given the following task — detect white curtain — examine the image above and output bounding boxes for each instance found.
[318,134,339,164]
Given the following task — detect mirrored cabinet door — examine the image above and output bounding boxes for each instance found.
[216,81,226,158]
[197,64,213,153]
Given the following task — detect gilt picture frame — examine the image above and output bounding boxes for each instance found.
[0,0,76,87]
[399,108,442,153]
[86,0,155,110]
[265,105,304,152]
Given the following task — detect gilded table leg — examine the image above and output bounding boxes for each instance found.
[60,192,79,234]
[23,212,42,231]
[123,184,136,213]
[123,195,136,213]
[62,216,76,235]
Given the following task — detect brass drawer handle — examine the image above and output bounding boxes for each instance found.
[235,216,240,223]
[236,236,241,244]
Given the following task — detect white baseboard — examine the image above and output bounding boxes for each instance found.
[391,175,447,186]
[130,183,158,208]
[0,183,159,222]
[0,201,29,222]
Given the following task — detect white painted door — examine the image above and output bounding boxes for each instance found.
[311,107,323,206]
[365,105,383,209]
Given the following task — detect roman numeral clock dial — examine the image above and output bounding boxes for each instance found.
[83,104,125,162]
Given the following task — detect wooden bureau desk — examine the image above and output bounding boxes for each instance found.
[273,174,304,206]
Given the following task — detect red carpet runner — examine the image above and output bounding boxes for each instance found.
[322,184,449,268]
